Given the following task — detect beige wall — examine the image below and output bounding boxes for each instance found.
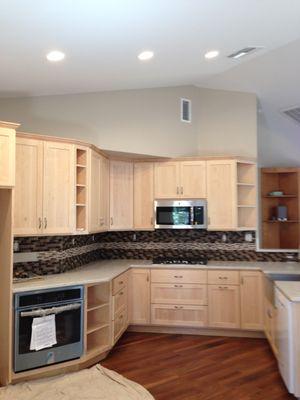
[0,85,257,158]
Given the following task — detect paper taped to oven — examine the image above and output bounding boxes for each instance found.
[30,314,57,351]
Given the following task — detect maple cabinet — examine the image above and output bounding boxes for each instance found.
[0,123,17,188]
[207,159,256,231]
[151,304,207,327]
[154,161,206,199]
[89,151,109,232]
[14,137,75,235]
[110,160,133,230]
[112,271,129,343]
[208,284,240,329]
[151,283,207,306]
[240,271,264,330]
[128,269,150,325]
[133,162,154,230]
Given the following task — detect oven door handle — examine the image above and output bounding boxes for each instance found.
[20,302,82,318]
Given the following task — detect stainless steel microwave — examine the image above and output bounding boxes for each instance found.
[154,200,207,229]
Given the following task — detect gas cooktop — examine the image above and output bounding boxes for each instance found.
[152,257,208,265]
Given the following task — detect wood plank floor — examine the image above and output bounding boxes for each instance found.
[102,332,295,400]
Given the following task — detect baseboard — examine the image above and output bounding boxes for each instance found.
[128,324,265,338]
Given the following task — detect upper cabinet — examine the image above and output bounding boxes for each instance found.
[89,150,109,232]
[14,137,75,235]
[0,122,18,188]
[207,160,256,231]
[110,160,133,230]
[134,162,154,230]
[154,161,206,199]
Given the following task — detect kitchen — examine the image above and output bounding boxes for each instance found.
[1,2,300,399]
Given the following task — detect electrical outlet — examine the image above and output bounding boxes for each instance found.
[222,234,227,243]
[132,233,137,242]
[245,233,253,242]
[71,238,75,246]
[92,235,95,242]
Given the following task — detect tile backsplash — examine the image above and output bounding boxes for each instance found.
[13,230,298,277]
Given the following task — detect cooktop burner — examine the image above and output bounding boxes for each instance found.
[152,257,208,265]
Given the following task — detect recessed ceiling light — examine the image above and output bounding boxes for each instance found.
[138,51,154,61]
[46,50,65,62]
[204,50,219,60]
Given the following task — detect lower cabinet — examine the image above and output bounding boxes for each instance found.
[112,271,129,344]
[128,269,150,325]
[151,304,207,327]
[240,271,264,330]
[208,284,240,329]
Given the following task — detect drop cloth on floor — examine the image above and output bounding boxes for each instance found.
[0,364,154,400]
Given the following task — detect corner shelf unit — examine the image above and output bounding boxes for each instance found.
[261,168,300,249]
[237,162,257,230]
[85,282,111,357]
[75,147,88,232]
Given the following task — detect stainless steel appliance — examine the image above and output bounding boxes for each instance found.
[14,286,84,373]
[154,199,207,229]
[153,257,208,265]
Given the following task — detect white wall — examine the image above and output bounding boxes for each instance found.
[0,85,257,158]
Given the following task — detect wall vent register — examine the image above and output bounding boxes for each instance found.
[181,98,191,123]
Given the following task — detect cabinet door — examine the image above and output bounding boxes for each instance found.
[128,269,150,325]
[99,156,109,230]
[240,271,264,330]
[154,162,180,198]
[151,304,207,327]
[208,285,240,329]
[110,160,133,230]
[134,162,154,230]
[43,141,75,234]
[207,160,237,230]
[0,127,15,187]
[89,150,101,232]
[14,138,43,235]
[180,161,207,199]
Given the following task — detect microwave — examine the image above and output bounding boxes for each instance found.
[154,200,207,229]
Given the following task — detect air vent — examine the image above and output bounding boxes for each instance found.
[228,47,261,59]
[282,106,300,125]
[181,98,191,123]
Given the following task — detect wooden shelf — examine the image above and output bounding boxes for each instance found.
[76,164,86,168]
[87,302,109,312]
[87,323,109,335]
[76,203,85,207]
[264,195,297,198]
[238,205,256,208]
[237,182,255,187]
[76,184,86,187]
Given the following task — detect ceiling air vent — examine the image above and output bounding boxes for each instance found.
[228,47,261,59]
[282,106,300,125]
[181,98,191,123]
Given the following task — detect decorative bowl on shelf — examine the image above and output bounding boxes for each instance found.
[268,191,284,196]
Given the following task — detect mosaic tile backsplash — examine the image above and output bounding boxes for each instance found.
[13,230,299,277]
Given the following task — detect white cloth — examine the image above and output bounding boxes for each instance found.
[30,314,57,351]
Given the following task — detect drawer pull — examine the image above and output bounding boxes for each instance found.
[174,284,183,288]
[218,276,228,280]
[174,275,183,278]
[174,305,184,309]
[218,286,229,290]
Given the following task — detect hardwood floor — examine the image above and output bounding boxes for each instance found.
[102,331,294,400]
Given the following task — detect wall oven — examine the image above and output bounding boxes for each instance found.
[14,286,84,373]
[154,199,207,229]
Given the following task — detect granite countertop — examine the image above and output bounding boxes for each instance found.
[275,281,300,302]
[13,259,300,293]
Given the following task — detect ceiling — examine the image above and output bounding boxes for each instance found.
[1,0,300,97]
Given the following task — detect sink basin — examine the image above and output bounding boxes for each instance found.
[266,273,300,281]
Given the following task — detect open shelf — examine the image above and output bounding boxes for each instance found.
[86,325,110,356]
[75,147,88,232]
[261,168,300,249]
[87,283,110,311]
[236,162,257,230]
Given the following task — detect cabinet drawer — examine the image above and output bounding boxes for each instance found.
[208,270,240,285]
[151,269,207,284]
[151,283,207,305]
[113,305,127,342]
[151,304,207,327]
[113,285,128,316]
[112,271,128,295]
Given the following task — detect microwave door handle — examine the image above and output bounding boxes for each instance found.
[20,303,81,318]
[190,207,194,225]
